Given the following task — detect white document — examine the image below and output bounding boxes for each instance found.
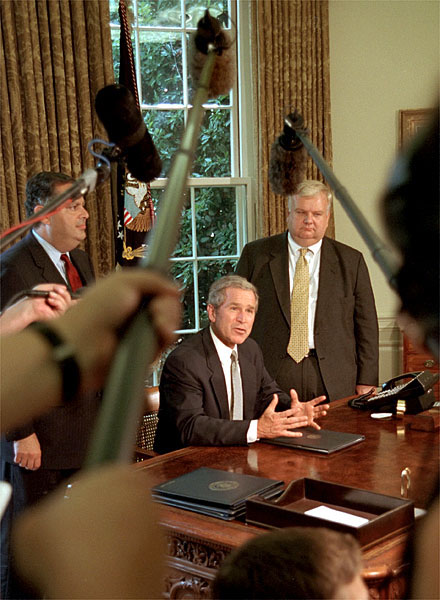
[305,505,369,528]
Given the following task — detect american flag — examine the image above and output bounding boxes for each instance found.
[114,0,159,266]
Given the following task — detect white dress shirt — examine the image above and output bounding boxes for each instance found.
[287,234,323,349]
[210,327,259,443]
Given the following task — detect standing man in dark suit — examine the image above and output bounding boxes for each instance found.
[154,275,328,454]
[0,171,98,599]
[236,180,378,402]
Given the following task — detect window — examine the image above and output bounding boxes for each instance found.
[109,0,253,352]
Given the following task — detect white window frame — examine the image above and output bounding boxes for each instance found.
[151,176,250,334]
[110,0,257,342]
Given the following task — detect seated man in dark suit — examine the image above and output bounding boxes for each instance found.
[154,275,329,454]
[0,171,98,599]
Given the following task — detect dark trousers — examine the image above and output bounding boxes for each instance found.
[1,462,77,599]
[273,351,329,402]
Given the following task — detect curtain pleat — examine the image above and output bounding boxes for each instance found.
[0,0,114,275]
[251,0,334,238]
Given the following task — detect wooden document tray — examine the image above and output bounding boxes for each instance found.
[246,478,414,546]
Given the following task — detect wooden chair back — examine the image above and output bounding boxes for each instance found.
[134,386,160,461]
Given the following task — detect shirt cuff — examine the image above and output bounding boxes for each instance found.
[247,419,259,444]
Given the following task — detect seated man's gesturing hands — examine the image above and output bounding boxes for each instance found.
[257,392,329,439]
[289,389,329,430]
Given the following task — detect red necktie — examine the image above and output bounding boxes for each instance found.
[60,254,83,292]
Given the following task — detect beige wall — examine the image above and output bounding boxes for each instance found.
[329,0,439,381]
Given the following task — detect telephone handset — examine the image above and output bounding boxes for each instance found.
[349,370,439,414]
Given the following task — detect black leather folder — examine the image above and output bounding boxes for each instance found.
[152,467,284,520]
[261,427,365,454]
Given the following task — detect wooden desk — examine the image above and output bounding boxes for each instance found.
[135,399,439,599]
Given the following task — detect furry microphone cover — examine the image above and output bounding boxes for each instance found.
[189,10,235,99]
[269,112,309,196]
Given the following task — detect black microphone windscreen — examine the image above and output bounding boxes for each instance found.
[269,137,308,196]
[95,84,162,183]
[189,10,235,98]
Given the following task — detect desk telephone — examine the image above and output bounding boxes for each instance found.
[349,370,439,414]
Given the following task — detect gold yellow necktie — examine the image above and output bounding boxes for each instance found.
[287,248,309,363]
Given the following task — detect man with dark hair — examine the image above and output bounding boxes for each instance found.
[154,274,328,454]
[0,171,97,599]
[1,171,93,306]
[212,527,369,600]
[236,179,379,402]
[23,171,74,218]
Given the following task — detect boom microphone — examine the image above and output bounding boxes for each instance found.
[189,10,235,98]
[275,108,399,288]
[95,84,162,183]
[268,110,308,195]
[86,11,234,467]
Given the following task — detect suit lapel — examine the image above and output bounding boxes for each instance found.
[315,237,338,332]
[268,232,291,325]
[201,329,230,419]
[27,235,67,285]
[27,234,94,290]
[70,250,94,285]
[237,343,257,420]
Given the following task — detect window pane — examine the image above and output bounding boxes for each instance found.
[150,187,164,204]
[109,0,120,25]
[172,202,193,258]
[144,109,184,176]
[170,257,237,331]
[195,187,237,256]
[170,260,195,330]
[185,0,230,29]
[193,108,231,177]
[197,258,237,321]
[111,29,120,80]
[204,93,233,107]
[137,0,182,27]
[151,188,192,259]
[150,187,164,219]
[138,31,183,105]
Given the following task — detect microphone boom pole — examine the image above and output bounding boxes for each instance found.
[85,50,218,467]
[285,114,399,288]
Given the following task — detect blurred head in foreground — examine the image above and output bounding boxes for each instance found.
[382,108,439,360]
[212,527,368,600]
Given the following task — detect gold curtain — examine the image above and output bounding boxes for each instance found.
[251,0,335,238]
[0,0,115,275]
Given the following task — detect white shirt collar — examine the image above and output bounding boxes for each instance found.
[209,326,237,364]
[287,232,323,256]
[32,229,67,260]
